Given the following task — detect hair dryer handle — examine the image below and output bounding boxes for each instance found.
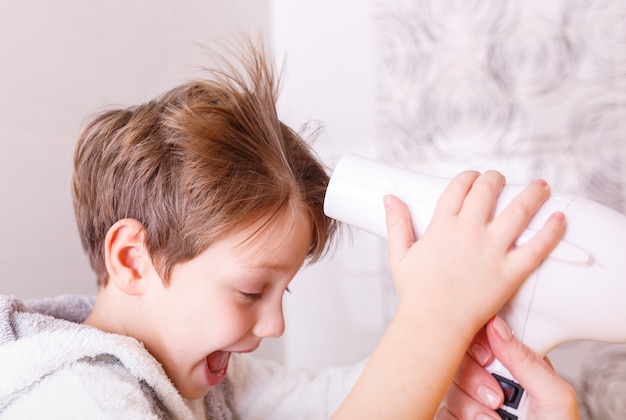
[486,359,528,419]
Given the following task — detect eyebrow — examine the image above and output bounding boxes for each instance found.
[252,261,291,272]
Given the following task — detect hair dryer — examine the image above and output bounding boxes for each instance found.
[324,154,626,420]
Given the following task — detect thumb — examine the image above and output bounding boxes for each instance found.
[384,195,415,267]
[486,316,561,397]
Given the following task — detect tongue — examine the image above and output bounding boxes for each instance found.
[207,351,230,375]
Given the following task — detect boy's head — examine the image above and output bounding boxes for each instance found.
[72,41,337,287]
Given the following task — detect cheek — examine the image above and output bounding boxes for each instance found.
[154,304,252,368]
[194,300,257,340]
[219,303,257,333]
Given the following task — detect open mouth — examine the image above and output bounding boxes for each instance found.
[205,350,231,386]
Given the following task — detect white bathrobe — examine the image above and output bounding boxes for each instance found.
[0,295,364,419]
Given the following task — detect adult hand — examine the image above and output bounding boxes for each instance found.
[437,316,580,420]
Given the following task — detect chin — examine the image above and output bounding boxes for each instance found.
[177,383,210,400]
[171,369,212,400]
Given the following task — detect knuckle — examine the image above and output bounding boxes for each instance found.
[514,340,539,367]
[484,169,506,185]
[472,171,505,195]
[508,200,532,220]
[450,170,480,189]
[472,177,499,197]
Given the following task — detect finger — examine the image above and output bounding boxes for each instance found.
[489,179,552,249]
[506,211,566,280]
[458,170,506,222]
[434,404,457,420]
[486,316,560,394]
[468,329,494,367]
[453,354,503,410]
[441,382,501,420]
[432,170,480,217]
[487,317,579,419]
[384,195,415,267]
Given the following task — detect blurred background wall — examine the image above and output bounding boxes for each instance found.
[2,1,625,417]
[0,0,269,299]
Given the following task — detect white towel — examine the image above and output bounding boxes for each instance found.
[0,294,363,419]
[0,294,229,419]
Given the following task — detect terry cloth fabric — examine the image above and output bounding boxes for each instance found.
[0,295,364,419]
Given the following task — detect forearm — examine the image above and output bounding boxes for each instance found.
[333,313,471,420]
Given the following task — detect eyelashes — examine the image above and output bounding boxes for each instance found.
[242,292,264,302]
[241,287,292,302]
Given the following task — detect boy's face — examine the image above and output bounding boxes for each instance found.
[137,207,312,399]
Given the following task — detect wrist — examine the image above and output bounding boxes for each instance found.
[394,300,480,346]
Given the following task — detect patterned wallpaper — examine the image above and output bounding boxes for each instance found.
[375,0,626,214]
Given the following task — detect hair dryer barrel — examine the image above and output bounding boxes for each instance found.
[324,154,450,239]
[324,154,574,240]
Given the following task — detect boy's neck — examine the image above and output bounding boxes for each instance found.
[83,286,134,337]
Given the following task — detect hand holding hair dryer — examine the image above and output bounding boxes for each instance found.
[323,154,626,420]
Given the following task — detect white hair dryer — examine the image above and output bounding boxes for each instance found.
[324,154,626,420]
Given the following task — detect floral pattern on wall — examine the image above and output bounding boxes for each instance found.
[375,0,626,213]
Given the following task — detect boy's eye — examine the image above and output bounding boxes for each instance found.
[241,292,264,302]
[239,286,291,302]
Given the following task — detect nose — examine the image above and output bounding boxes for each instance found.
[253,302,285,338]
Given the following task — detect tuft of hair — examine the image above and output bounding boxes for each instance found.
[72,39,338,286]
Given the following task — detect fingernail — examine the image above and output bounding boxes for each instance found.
[534,178,548,187]
[471,342,491,366]
[477,385,501,409]
[383,195,393,209]
[552,211,566,222]
[493,316,513,342]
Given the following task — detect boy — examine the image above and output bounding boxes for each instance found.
[0,41,566,419]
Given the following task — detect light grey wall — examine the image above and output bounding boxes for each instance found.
[0,1,270,299]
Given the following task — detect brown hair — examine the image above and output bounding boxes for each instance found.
[72,41,337,286]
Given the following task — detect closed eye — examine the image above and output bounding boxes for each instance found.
[241,292,264,302]
[240,286,291,302]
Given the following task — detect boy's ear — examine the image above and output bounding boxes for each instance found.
[104,218,153,296]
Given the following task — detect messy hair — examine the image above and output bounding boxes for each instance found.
[72,41,337,286]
